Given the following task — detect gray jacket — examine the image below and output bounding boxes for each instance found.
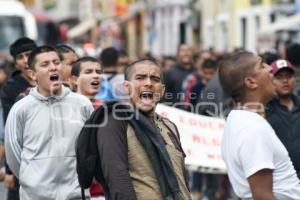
[5,86,94,200]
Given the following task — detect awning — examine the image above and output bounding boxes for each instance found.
[259,13,300,33]
[67,18,97,39]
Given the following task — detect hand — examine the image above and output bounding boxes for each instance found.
[4,174,15,190]
[0,170,4,182]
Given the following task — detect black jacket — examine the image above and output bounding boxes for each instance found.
[196,73,233,117]
[162,64,194,106]
[266,95,300,179]
[0,71,31,123]
[0,70,30,175]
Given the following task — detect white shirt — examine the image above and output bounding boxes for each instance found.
[222,110,300,199]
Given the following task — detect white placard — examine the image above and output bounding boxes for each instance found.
[156,104,226,172]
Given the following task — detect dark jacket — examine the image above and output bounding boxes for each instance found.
[162,64,194,106]
[0,71,31,123]
[266,95,300,179]
[196,73,233,117]
[0,70,31,175]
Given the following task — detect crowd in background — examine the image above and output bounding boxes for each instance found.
[0,36,300,200]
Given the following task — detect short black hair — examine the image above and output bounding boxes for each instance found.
[125,59,164,83]
[261,51,280,65]
[55,44,76,61]
[28,45,58,70]
[71,56,101,77]
[286,43,300,66]
[202,59,218,70]
[99,47,119,67]
[218,51,257,101]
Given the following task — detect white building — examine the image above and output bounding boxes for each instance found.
[144,0,194,57]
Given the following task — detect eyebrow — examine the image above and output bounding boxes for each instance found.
[40,58,60,64]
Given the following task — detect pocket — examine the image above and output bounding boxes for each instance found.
[19,158,55,197]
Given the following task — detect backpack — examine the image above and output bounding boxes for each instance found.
[76,101,128,200]
[95,74,117,101]
[76,101,186,199]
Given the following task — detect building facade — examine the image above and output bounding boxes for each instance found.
[144,0,195,57]
[200,0,297,52]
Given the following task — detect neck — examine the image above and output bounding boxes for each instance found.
[21,73,35,86]
[236,101,266,117]
[181,63,191,70]
[89,96,96,103]
[37,86,62,97]
[139,108,155,119]
[279,95,294,111]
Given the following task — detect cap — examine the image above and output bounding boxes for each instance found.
[270,59,295,75]
[9,37,37,58]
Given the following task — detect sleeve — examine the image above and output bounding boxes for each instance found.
[97,114,137,200]
[4,103,24,178]
[238,126,275,178]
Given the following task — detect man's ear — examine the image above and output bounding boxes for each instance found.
[123,80,130,94]
[71,75,78,86]
[244,76,257,90]
[31,70,37,82]
[69,75,78,92]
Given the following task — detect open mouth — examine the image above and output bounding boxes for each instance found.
[90,80,100,86]
[140,91,153,100]
[49,74,59,81]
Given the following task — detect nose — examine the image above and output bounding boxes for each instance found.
[23,56,28,63]
[144,77,152,86]
[49,62,58,71]
[281,76,289,82]
[93,71,101,79]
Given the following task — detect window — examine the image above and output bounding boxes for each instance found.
[255,16,261,30]
[241,17,247,48]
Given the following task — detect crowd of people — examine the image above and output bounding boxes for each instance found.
[0,36,300,200]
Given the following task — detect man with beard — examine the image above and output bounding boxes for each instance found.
[95,59,191,199]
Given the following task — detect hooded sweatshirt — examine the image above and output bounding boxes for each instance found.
[5,86,94,200]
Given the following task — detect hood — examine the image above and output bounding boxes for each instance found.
[29,85,71,104]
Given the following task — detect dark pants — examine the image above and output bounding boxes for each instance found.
[7,178,19,200]
[204,174,218,199]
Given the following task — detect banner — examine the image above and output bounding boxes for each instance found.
[155,104,226,172]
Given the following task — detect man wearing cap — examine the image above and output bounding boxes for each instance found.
[0,37,37,200]
[266,59,300,179]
